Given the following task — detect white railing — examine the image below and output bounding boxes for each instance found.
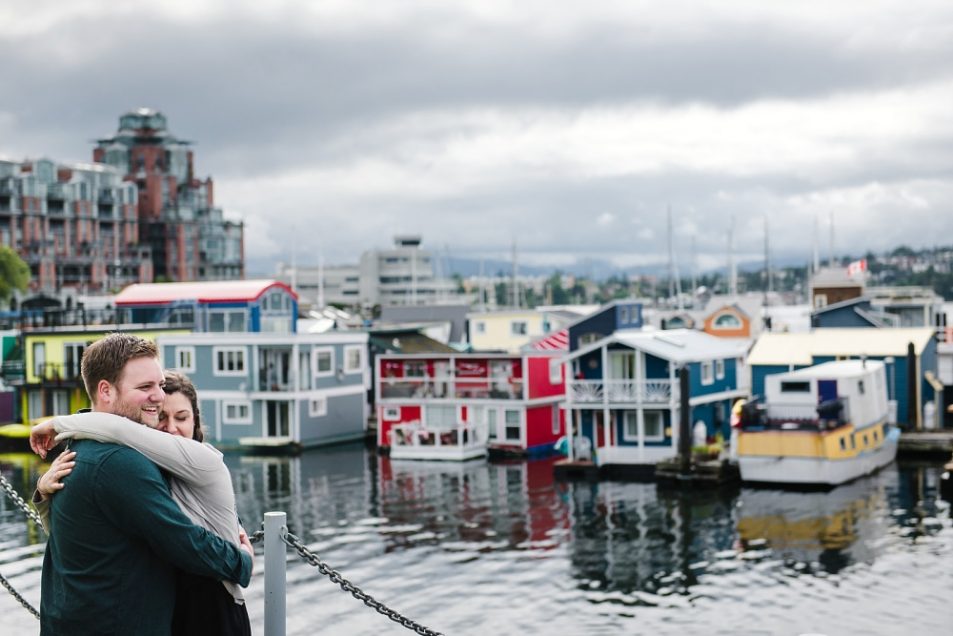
[389,420,487,450]
[569,379,673,404]
[379,376,522,400]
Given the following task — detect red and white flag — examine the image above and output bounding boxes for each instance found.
[846,258,867,277]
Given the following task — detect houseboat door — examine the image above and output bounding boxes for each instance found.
[260,349,291,391]
[594,411,614,448]
[475,406,500,441]
[264,400,291,438]
[432,360,450,398]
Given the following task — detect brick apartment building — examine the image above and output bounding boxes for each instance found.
[0,108,243,298]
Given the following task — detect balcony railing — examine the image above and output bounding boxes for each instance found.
[569,379,674,404]
[0,360,24,381]
[389,420,487,451]
[32,362,82,383]
[380,376,524,400]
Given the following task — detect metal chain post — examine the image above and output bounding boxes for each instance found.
[0,569,40,620]
[0,472,46,530]
[281,529,443,636]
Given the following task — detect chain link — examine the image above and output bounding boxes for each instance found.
[0,472,46,530]
[248,529,265,544]
[281,529,443,636]
[0,569,40,620]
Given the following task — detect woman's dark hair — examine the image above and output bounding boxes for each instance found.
[163,370,204,442]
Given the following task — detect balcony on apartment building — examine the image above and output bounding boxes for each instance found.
[568,378,674,406]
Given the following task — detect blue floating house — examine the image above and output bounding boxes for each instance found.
[747,328,938,429]
[563,328,750,469]
[157,332,369,451]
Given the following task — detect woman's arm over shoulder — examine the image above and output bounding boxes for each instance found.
[53,412,224,485]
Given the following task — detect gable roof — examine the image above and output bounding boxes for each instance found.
[747,327,935,366]
[567,328,751,364]
[115,280,297,306]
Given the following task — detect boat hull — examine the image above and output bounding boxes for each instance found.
[738,428,899,486]
[389,445,487,461]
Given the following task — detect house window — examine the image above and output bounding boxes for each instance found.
[475,321,486,334]
[427,405,459,429]
[511,321,528,336]
[504,409,521,441]
[620,306,630,323]
[643,411,664,440]
[552,407,561,435]
[383,407,401,421]
[344,345,363,374]
[313,347,334,378]
[51,390,69,416]
[404,361,426,377]
[814,294,828,308]
[209,309,247,333]
[549,359,562,384]
[32,342,45,378]
[700,361,714,385]
[858,380,865,395]
[623,412,639,441]
[309,397,327,417]
[781,381,810,393]
[578,332,601,348]
[64,342,86,379]
[222,400,252,424]
[213,347,246,376]
[712,313,741,329]
[715,359,725,380]
[175,346,196,373]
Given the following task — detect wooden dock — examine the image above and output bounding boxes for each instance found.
[655,457,740,486]
[898,430,953,457]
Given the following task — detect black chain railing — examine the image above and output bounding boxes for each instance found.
[0,569,40,620]
[0,472,43,620]
[280,528,443,636]
[0,472,46,529]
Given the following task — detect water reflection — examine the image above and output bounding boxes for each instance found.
[1,445,952,635]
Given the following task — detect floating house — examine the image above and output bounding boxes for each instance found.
[376,351,566,459]
[747,328,938,429]
[14,325,190,423]
[157,332,369,451]
[115,279,298,333]
[563,329,750,471]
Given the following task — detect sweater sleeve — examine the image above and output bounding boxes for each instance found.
[30,490,51,534]
[94,447,251,586]
[52,412,223,486]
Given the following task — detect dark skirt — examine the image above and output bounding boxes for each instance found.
[172,571,251,636]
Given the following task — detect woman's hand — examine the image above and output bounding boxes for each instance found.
[36,450,76,501]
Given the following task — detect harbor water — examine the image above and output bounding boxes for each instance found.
[1,443,952,635]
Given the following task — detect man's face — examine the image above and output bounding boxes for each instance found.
[110,357,165,428]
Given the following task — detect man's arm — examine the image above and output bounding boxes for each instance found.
[95,447,252,586]
[47,412,224,486]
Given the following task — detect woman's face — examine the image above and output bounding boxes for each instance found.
[158,391,196,439]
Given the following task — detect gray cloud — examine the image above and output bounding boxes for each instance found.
[3,2,953,276]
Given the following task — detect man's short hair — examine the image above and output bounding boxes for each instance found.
[81,333,159,402]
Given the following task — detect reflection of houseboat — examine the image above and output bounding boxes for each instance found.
[736,478,885,564]
[376,352,566,460]
[737,360,898,486]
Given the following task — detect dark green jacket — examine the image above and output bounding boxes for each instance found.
[40,439,252,635]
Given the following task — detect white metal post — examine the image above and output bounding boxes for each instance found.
[264,511,287,636]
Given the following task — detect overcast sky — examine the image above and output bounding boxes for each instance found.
[3,0,953,275]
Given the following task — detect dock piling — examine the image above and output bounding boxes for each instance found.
[264,511,287,636]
